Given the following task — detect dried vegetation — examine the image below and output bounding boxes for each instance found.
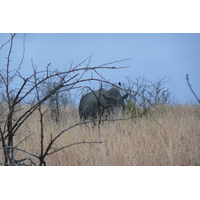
[2,104,199,166]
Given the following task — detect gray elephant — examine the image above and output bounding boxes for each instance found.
[79,87,128,120]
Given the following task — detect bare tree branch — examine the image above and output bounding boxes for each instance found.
[0,36,13,50]
[18,33,26,69]
[186,74,200,104]
[47,141,103,155]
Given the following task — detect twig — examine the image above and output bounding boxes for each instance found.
[18,33,26,69]
[47,141,103,155]
[15,157,36,166]
[14,147,40,159]
[186,74,200,104]
[0,36,12,50]
[14,133,33,149]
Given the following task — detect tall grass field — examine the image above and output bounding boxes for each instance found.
[0,104,200,166]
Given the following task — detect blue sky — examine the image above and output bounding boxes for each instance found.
[0,33,200,104]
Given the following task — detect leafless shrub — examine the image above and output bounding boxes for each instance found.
[39,70,72,123]
[122,76,173,117]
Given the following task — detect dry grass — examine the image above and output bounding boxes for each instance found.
[1,104,200,166]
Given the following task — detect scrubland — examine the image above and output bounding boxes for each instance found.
[1,104,200,166]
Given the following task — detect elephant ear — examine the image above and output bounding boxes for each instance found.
[122,93,129,100]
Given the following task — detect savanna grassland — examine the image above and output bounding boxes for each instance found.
[1,104,200,166]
